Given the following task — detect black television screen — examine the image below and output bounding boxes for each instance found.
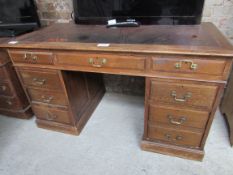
[0,0,40,36]
[73,0,205,25]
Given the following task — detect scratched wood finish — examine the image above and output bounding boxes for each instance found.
[2,23,233,160]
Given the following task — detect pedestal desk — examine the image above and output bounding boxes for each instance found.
[1,22,233,161]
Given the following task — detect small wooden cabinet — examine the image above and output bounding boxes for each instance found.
[0,50,33,119]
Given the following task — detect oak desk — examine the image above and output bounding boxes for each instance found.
[1,22,233,161]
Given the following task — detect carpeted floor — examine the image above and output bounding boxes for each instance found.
[0,93,232,175]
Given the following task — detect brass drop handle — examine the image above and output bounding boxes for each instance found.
[0,85,6,91]
[165,134,183,142]
[32,78,46,85]
[41,96,53,103]
[46,113,57,121]
[175,60,198,70]
[168,115,186,125]
[171,91,192,102]
[6,100,12,106]
[88,58,107,68]
[31,55,38,62]
[23,53,29,60]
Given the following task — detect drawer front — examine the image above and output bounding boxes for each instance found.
[148,104,209,129]
[9,50,53,65]
[148,125,203,148]
[0,97,22,110]
[56,52,145,71]
[151,56,227,76]
[0,51,10,65]
[18,68,63,91]
[27,88,68,106]
[0,67,6,79]
[150,80,218,110]
[32,105,72,124]
[0,82,13,96]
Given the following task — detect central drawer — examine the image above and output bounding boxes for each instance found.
[149,79,218,110]
[27,88,68,107]
[56,52,146,71]
[148,124,203,148]
[18,68,63,91]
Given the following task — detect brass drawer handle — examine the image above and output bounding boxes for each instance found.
[23,53,29,60]
[175,60,198,70]
[32,78,46,85]
[165,134,183,142]
[41,96,53,103]
[46,113,58,121]
[31,55,38,62]
[23,53,38,62]
[168,115,186,125]
[0,85,6,91]
[88,58,107,68]
[6,100,12,106]
[171,91,192,102]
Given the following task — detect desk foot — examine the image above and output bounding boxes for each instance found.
[141,139,204,161]
[0,106,33,119]
[36,119,80,135]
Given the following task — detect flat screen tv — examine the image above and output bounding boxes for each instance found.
[73,0,205,25]
[0,0,40,37]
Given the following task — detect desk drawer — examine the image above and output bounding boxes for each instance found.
[56,52,145,71]
[9,50,53,65]
[148,124,202,148]
[18,68,63,91]
[0,96,22,110]
[27,88,68,106]
[0,67,6,79]
[149,79,218,110]
[148,104,209,129]
[32,105,72,125]
[0,82,13,97]
[151,56,227,76]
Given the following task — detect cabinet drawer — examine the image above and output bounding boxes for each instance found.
[18,68,63,91]
[56,52,145,71]
[149,79,218,110]
[32,105,72,125]
[27,88,68,106]
[151,56,227,76]
[148,104,209,129]
[0,97,23,110]
[148,125,203,148]
[0,67,6,79]
[0,82,13,96]
[9,50,53,65]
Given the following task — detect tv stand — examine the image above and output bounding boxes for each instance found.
[1,22,233,161]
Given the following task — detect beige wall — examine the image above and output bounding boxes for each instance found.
[35,0,233,44]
